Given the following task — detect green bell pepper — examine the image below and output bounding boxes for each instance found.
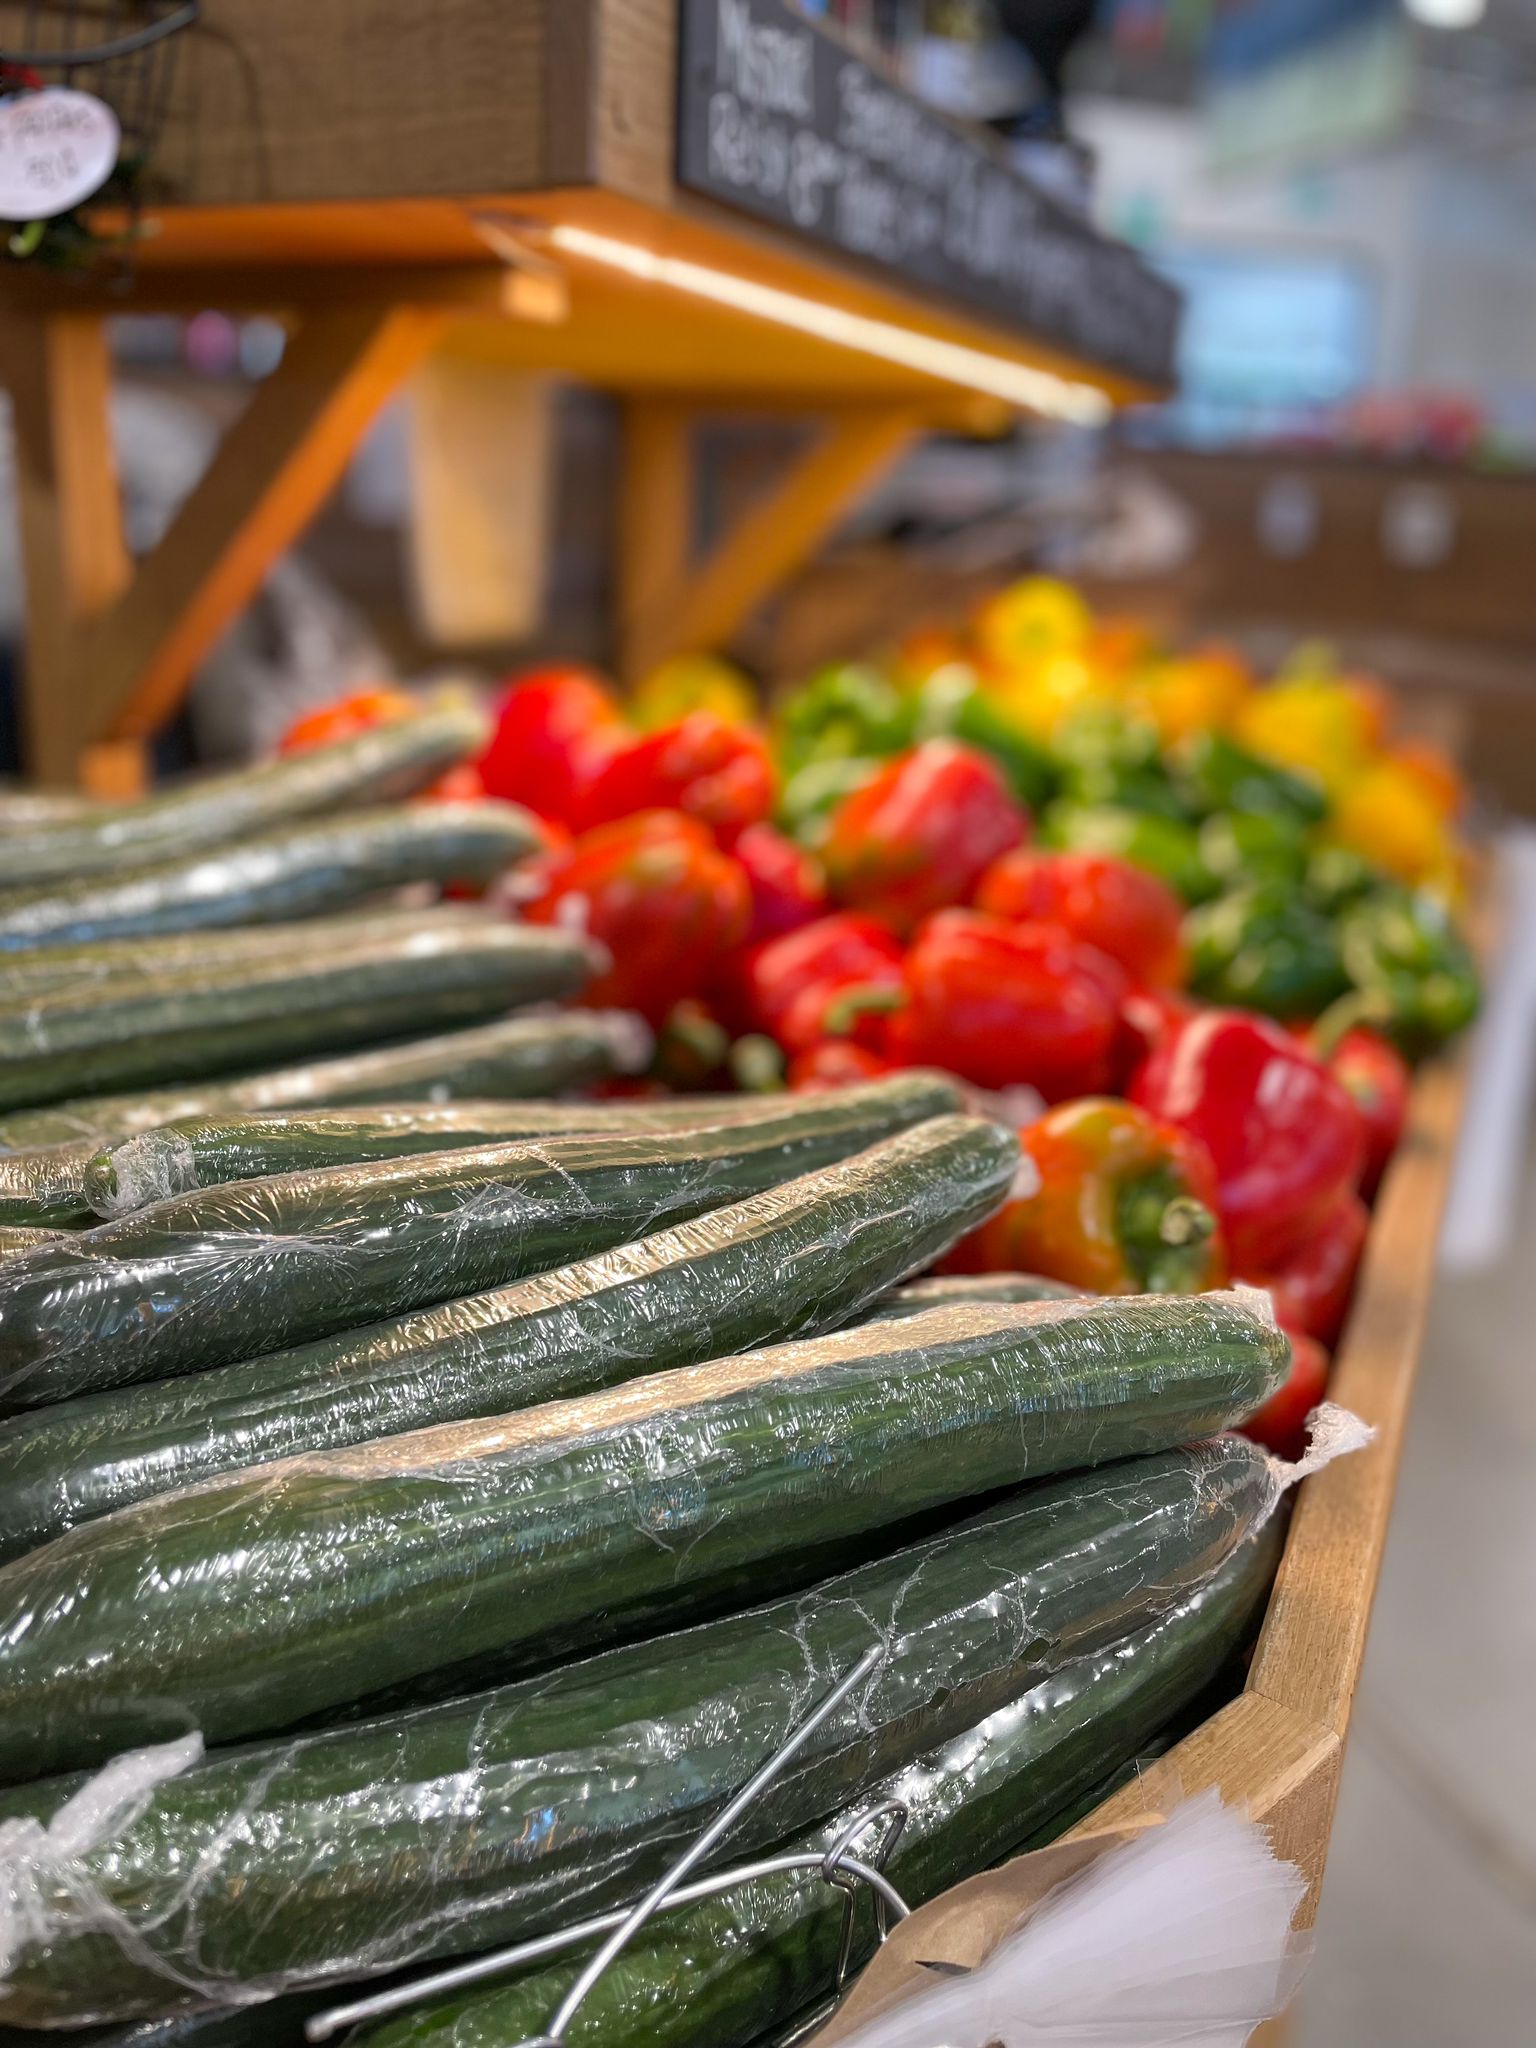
[1171,731,1328,826]
[773,664,913,777]
[1052,705,1193,822]
[1198,811,1309,892]
[1185,883,1349,1020]
[1304,845,1379,914]
[1337,887,1481,1051]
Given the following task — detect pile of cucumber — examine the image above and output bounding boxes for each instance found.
[0,722,1297,2048]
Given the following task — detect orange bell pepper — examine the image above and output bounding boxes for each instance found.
[944,1096,1227,1296]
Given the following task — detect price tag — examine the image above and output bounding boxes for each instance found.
[0,88,120,220]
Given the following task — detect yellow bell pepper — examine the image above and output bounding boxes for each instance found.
[981,649,1104,740]
[1328,758,1455,885]
[973,576,1092,668]
[631,654,756,730]
[1237,675,1383,792]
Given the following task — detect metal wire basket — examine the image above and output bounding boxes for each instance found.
[0,2,198,260]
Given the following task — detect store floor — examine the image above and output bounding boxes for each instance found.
[1293,1117,1536,2047]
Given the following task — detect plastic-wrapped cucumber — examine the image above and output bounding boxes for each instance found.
[348,1523,1283,2048]
[0,800,538,952]
[0,704,487,890]
[0,1290,1287,1779]
[0,903,490,1002]
[871,1271,1080,1317]
[0,922,593,1114]
[0,1011,649,1152]
[0,1443,1278,2025]
[0,1141,97,1226]
[82,1077,956,1214]
[0,1075,964,1413]
[0,1110,998,1559]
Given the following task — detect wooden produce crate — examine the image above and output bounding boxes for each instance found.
[1054,1033,1476,2037]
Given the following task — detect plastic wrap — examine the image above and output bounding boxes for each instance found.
[0,1011,652,1152]
[0,705,487,891]
[0,801,538,953]
[0,1288,1288,1780]
[82,1072,964,1215]
[0,1113,1013,1561]
[0,922,597,1115]
[0,1145,96,1228]
[0,1075,963,1414]
[0,1443,1280,2026]
[345,1523,1287,2048]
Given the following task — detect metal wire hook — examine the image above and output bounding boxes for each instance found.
[307,1646,910,2046]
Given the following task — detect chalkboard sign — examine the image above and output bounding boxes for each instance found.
[676,0,1180,389]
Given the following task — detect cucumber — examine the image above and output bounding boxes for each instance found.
[0,1443,1274,2026]
[83,1080,956,1213]
[0,1141,97,1226]
[0,1224,61,1257]
[0,1011,649,1152]
[0,800,538,952]
[351,1523,1284,2048]
[0,1108,996,1559]
[0,903,490,1002]
[0,704,487,889]
[872,1271,1080,1317]
[0,1075,966,1413]
[0,922,594,1114]
[0,1289,1287,1779]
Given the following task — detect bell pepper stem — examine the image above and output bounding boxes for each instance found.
[728,1034,787,1093]
[822,982,907,1039]
[1311,988,1392,1060]
[1158,1196,1216,1248]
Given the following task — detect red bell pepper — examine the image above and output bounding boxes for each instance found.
[822,741,1028,934]
[1129,1010,1364,1271]
[1321,1026,1410,1198]
[522,809,750,1026]
[1239,1327,1330,1462]
[577,711,774,845]
[888,910,1128,1099]
[944,1097,1227,1295]
[1113,984,1200,1091]
[1243,1189,1368,1346]
[788,1040,896,1091]
[733,822,828,946]
[975,848,1187,988]
[479,666,624,826]
[740,913,905,1039]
